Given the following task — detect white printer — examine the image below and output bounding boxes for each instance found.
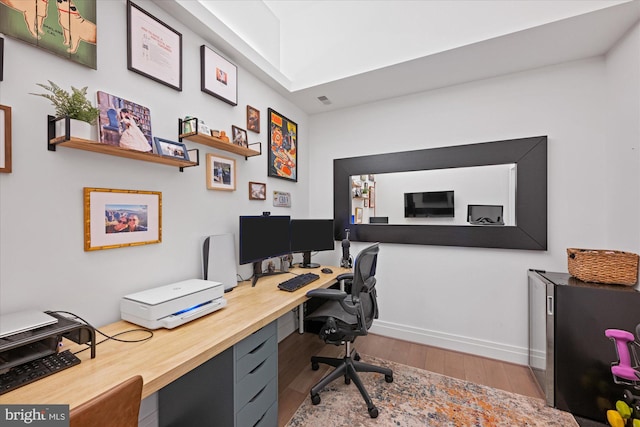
[121,279,226,329]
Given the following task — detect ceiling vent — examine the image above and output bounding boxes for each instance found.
[317,95,332,105]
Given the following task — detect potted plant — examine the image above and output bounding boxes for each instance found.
[31,81,100,140]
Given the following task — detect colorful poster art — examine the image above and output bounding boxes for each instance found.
[0,0,97,69]
[268,108,297,182]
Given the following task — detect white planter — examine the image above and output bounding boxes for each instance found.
[56,118,97,140]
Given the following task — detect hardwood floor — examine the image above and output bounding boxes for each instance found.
[277,332,543,426]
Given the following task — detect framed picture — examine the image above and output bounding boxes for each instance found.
[267,108,297,182]
[273,191,291,207]
[153,137,189,161]
[0,105,11,173]
[249,182,266,200]
[206,153,236,191]
[97,91,153,151]
[364,199,369,208]
[0,37,4,81]
[201,45,237,106]
[231,125,248,148]
[84,187,161,251]
[247,105,260,133]
[369,186,375,208]
[355,207,363,224]
[127,0,182,91]
[0,0,97,69]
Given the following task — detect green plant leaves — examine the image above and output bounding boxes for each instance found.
[30,80,99,125]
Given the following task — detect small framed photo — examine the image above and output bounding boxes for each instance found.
[127,0,182,91]
[231,125,248,148]
[249,182,266,200]
[369,186,375,208]
[0,104,11,173]
[268,108,297,182]
[84,187,161,251]
[206,153,236,191]
[201,45,237,106]
[153,137,189,161]
[247,105,260,133]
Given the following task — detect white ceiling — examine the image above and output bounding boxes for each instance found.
[156,1,640,114]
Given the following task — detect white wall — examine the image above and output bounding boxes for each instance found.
[308,22,640,364]
[0,0,310,328]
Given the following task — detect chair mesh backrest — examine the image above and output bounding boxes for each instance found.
[351,243,379,331]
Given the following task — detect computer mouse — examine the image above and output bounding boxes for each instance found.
[321,268,333,274]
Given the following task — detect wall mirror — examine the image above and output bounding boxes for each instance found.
[333,136,547,250]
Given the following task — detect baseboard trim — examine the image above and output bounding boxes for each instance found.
[369,321,529,365]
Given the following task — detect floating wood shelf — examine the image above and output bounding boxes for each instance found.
[178,118,261,159]
[47,116,199,172]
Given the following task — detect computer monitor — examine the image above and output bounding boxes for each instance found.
[239,215,291,286]
[290,219,335,268]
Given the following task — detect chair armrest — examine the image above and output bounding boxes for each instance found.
[306,288,347,301]
[336,273,353,281]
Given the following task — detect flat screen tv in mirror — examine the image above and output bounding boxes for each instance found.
[404,191,454,218]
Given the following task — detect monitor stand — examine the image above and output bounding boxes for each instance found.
[252,261,287,287]
[298,251,320,269]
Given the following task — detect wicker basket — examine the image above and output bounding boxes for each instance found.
[567,248,639,286]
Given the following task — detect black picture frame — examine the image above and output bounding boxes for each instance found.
[334,136,547,250]
[127,0,182,91]
[267,108,298,182]
[201,45,238,106]
[0,37,4,82]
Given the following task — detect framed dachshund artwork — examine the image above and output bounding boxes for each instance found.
[0,0,97,69]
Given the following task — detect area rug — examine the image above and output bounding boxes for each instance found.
[286,355,578,427]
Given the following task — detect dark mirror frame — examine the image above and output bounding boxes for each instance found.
[334,136,547,250]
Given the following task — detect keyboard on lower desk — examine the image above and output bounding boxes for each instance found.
[278,273,320,292]
[0,350,81,395]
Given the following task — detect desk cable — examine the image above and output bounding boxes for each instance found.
[49,310,154,355]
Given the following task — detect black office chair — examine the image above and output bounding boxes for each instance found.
[305,243,393,418]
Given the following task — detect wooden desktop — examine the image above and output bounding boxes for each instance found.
[0,266,348,410]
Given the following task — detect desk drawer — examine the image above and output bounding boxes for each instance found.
[236,335,276,382]
[254,401,277,427]
[235,321,276,360]
[236,351,277,410]
[236,377,277,427]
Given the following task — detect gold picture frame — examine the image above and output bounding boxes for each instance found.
[84,187,162,251]
[206,153,236,191]
[0,104,11,173]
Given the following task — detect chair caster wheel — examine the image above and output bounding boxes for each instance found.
[385,374,393,383]
[354,352,361,361]
[311,362,319,371]
[311,394,321,405]
[368,406,379,418]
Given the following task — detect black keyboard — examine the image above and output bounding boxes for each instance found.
[278,273,320,292]
[0,350,81,395]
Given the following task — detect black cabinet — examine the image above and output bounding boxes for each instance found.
[528,270,640,423]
